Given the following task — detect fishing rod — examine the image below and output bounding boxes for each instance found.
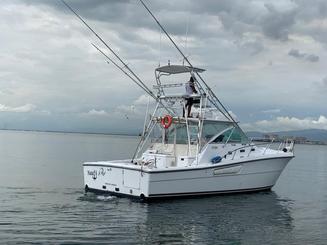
[61,0,176,116]
[91,43,156,100]
[61,0,155,100]
[139,0,244,129]
[90,44,175,115]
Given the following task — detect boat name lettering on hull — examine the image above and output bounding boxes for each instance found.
[87,168,106,180]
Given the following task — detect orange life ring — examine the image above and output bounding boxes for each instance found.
[161,115,173,129]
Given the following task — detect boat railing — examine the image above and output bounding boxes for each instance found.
[223,139,295,160]
[263,138,275,155]
[158,93,203,100]
[153,83,184,89]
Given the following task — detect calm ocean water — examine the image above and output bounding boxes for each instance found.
[0,130,326,244]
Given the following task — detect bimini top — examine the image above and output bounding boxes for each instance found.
[155,65,205,74]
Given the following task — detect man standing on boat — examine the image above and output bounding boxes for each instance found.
[183,76,198,117]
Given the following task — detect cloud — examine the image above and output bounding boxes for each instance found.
[315,77,327,91]
[288,49,319,62]
[262,109,281,114]
[261,3,297,41]
[133,94,151,106]
[234,36,265,55]
[86,109,109,116]
[322,77,327,87]
[306,54,319,62]
[242,115,327,132]
[288,49,305,58]
[0,103,36,113]
[211,110,238,121]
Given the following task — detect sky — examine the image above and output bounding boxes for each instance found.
[0,0,326,134]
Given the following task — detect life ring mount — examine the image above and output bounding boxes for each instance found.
[161,115,173,129]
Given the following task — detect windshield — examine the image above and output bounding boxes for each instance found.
[163,120,239,145]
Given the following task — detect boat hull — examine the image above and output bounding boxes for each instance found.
[83,156,293,199]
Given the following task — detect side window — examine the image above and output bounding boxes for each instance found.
[210,128,231,143]
[228,129,242,142]
[212,128,247,144]
[212,134,225,143]
[166,124,191,144]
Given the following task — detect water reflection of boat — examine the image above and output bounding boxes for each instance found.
[137,192,294,244]
[62,1,294,200]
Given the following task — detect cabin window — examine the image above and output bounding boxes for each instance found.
[165,124,192,144]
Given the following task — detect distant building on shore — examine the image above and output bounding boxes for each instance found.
[255,133,326,145]
[293,137,307,144]
[263,134,280,141]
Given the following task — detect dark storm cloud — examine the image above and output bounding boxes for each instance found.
[261,3,297,41]
[21,0,157,33]
[20,0,224,40]
[294,0,327,20]
[306,54,319,62]
[288,49,306,58]
[288,49,319,62]
[15,0,285,40]
[291,0,327,44]
[188,1,298,41]
[19,0,327,45]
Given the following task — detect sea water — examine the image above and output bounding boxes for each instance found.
[0,130,326,244]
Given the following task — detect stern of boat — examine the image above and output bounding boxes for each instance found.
[83,161,150,198]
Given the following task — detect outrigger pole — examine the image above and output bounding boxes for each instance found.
[60,0,153,98]
[91,43,154,100]
[61,0,176,116]
[139,0,247,137]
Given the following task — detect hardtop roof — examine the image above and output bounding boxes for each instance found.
[155,65,205,74]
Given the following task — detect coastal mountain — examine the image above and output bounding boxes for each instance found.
[246,129,327,143]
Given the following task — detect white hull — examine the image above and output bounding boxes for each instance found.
[83,155,293,199]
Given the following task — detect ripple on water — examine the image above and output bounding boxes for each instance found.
[95,195,117,201]
[77,193,117,202]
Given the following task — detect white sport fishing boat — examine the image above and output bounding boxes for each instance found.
[62,0,294,200]
[83,64,294,199]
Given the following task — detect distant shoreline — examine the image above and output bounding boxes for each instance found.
[0,128,140,137]
[253,139,326,146]
[0,128,326,145]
